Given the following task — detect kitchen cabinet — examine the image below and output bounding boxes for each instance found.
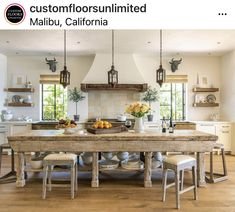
[10,123,31,135]
[0,130,7,145]
[0,122,32,140]
[0,122,31,154]
[196,122,233,152]
[216,124,232,151]
[0,125,8,145]
[144,122,160,130]
[196,123,216,135]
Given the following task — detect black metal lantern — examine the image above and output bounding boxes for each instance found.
[60,66,70,88]
[108,30,118,86]
[108,65,118,86]
[156,30,166,87]
[60,30,71,88]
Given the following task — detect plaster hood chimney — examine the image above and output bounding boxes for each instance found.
[82,53,146,84]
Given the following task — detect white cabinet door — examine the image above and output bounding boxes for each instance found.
[0,125,8,144]
[196,123,216,135]
[0,131,7,145]
[11,124,31,135]
[144,122,161,130]
[196,122,232,151]
[216,124,232,151]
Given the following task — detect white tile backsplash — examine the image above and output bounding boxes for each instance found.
[88,91,140,119]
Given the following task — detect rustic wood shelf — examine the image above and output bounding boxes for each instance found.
[193,103,219,107]
[192,87,219,92]
[25,164,161,173]
[81,83,148,92]
[5,88,35,92]
[7,102,34,107]
[99,167,144,172]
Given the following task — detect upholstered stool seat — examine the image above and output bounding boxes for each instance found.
[162,155,197,209]
[206,143,228,183]
[44,153,77,161]
[42,153,78,199]
[164,155,195,166]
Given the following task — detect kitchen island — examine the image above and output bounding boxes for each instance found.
[8,130,218,188]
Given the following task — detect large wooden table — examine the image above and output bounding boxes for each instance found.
[8,130,218,188]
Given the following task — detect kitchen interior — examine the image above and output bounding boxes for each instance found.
[1,29,235,210]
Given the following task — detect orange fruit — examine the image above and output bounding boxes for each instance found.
[104,125,109,129]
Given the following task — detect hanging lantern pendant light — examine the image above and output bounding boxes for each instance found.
[60,30,71,88]
[156,29,166,87]
[108,30,118,87]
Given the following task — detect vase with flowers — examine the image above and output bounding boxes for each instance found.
[125,102,150,133]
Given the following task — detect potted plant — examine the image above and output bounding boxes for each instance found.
[142,86,159,122]
[68,87,85,122]
[125,102,150,133]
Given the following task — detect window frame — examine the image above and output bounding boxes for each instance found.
[160,83,186,121]
[41,84,67,121]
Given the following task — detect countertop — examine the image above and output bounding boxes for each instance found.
[0,121,35,124]
[8,129,218,142]
[192,120,233,124]
[1,120,233,125]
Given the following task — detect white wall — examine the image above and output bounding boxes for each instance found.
[0,54,7,114]
[221,50,235,121]
[7,55,94,121]
[6,54,221,121]
[134,54,221,121]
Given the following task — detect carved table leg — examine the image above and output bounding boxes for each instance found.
[197,152,206,187]
[16,152,25,187]
[144,152,152,188]
[91,152,99,188]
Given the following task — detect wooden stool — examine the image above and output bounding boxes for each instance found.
[162,155,197,209]
[206,143,228,183]
[0,143,17,183]
[42,153,78,199]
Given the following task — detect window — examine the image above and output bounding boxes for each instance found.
[160,83,186,120]
[41,84,67,120]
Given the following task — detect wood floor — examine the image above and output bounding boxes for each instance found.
[0,154,235,212]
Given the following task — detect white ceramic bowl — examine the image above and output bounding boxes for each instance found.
[30,160,43,169]
[117,115,127,122]
[63,128,78,134]
[117,152,129,161]
[102,152,114,160]
[3,114,13,121]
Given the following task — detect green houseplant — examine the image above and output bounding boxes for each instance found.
[68,87,85,121]
[142,86,159,122]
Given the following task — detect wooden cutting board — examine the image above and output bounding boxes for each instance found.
[87,125,127,134]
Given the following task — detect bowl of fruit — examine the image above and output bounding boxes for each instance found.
[87,120,126,134]
[92,120,112,129]
[56,119,78,134]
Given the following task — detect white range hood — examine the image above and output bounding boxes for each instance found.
[82,53,146,84]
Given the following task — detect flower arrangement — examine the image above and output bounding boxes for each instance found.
[125,102,150,118]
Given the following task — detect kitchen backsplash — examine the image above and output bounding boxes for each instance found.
[88,91,141,119]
